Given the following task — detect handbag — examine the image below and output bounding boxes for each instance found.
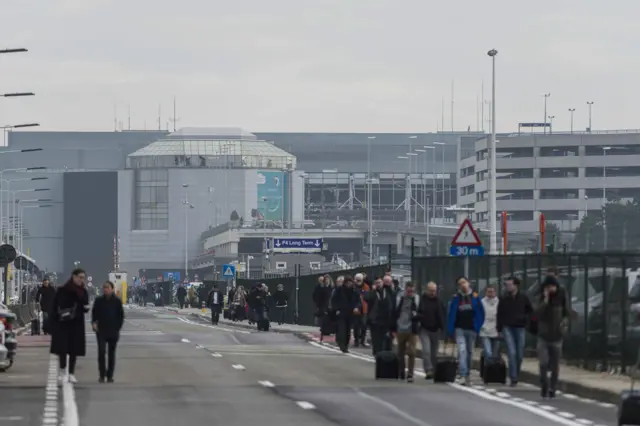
[58,303,77,322]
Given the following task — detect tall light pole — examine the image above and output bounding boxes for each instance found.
[0,166,46,240]
[5,187,49,246]
[548,115,555,133]
[1,173,46,234]
[543,93,551,134]
[487,48,498,255]
[433,142,446,219]
[586,101,594,132]
[367,136,376,260]
[602,146,611,251]
[568,108,576,134]
[17,202,51,300]
[0,49,28,55]
[1,125,40,145]
[182,184,194,280]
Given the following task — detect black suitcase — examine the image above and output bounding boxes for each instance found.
[320,316,335,336]
[434,355,458,383]
[30,317,40,336]
[375,350,399,379]
[481,355,507,384]
[257,319,270,331]
[618,350,640,425]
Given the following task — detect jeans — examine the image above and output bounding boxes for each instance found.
[537,338,562,391]
[352,315,367,346]
[454,328,476,377]
[97,335,118,379]
[503,326,526,382]
[59,354,77,374]
[419,329,440,373]
[480,336,500,359]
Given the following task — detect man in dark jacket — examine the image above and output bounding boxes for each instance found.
[536,275,570,398]
[176,284,187,309]
[331,276,361,353]
[392,282,420,382]
[497,276,533,386]
[273,284,288,325]
[417,281,445,379]
[367,277,396,355]
[91,281,125,383]
[206,284,224,325]
[36,278,56,335]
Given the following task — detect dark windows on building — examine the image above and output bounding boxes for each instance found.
[496,147,534,158]
[539,189,579,199]
[539,167,579,178]
[496,190,534,200]
[539,146,579,157]
[134,169,169,230]
[496,168,534,179]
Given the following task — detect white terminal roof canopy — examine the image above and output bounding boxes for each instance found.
[127,127,297,170]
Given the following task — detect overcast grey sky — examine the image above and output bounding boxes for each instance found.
[1,1,638,132]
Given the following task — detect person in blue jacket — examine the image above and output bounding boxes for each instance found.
[447,276,485,386]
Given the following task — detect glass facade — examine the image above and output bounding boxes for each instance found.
[134,169,169,230]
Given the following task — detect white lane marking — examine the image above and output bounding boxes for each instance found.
[177,316,251,334]
[596,402,615,408]
[355,389,433,426]
[557,412,577,418]
[211,352,223,358]
[258,380,275,388]
[232,364,246,370]
[181,338,190,343]
[229,333,241,345]
[42,355,59,426]
[575,420,594,425]
[195,344,204,349]
[563,394,579,399]
[62,374,79,426]
[496,392,511,398]
[540,405,556,411]
[296,401,316,410]
[0,417,24,421]
[449,383,584,426]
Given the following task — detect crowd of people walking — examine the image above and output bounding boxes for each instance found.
[311,268,571,396]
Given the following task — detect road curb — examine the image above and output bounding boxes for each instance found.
[182,313,624,404]
[186,312,296,334]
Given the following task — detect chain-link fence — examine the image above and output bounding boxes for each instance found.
[412,251,640,373]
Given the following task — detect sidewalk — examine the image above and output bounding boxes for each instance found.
[176,307,631,403]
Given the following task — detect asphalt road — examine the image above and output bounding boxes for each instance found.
[1,306,620,426]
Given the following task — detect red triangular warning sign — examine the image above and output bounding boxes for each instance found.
[451,218,482,246]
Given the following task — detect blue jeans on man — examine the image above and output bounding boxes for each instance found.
[454,328,477,377]
[481,336,500,359]
[503,326,526,383]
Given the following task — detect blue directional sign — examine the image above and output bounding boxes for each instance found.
[222,264,236,279]
[164,271,181,282]
[272,237,323,253]
[450,245,485,256]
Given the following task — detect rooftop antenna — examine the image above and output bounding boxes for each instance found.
[157,104,162,130]
[170,95,180,132]
[451,80,454,132]
[440,96,444,133]
[113,103,118,132]
[481,80,485,132]
[127,104,131,130]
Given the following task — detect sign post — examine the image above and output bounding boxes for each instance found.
[449,218,484,278]
[222,264,237,289]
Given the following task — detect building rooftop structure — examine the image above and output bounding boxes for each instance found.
[126,127,297,170]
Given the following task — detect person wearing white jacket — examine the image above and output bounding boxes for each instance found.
[480,286,500,359]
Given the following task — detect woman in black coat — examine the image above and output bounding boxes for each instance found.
[50,268,89,384]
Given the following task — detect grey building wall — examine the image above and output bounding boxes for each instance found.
[467,132,640,234]
[2,131,166,273]
[63,171,118,281]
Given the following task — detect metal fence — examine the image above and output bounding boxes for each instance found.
[412,252,640,373]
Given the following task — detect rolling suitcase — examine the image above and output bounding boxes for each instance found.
[618,349,640,425]
[31,317,40,336]
[375,350,399,379]
[257,319,270,331]
[481,355,507,384]
[433,343,458,383]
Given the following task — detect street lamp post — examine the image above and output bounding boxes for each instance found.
[367,136,376,261]
[0,48,28,55]
[0,175,46,240]
[602,146,611,251]
[586,101,594,132]
[1,92,35,98]
[11,188,49,246]
[16,202,51,298]
[0,167,46,240]
[543,93,551,134]
[487,48,498,255]
[433,142,446,219]
[182,184,194,281]
[568,108,576,133]
[548,115,556,133]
